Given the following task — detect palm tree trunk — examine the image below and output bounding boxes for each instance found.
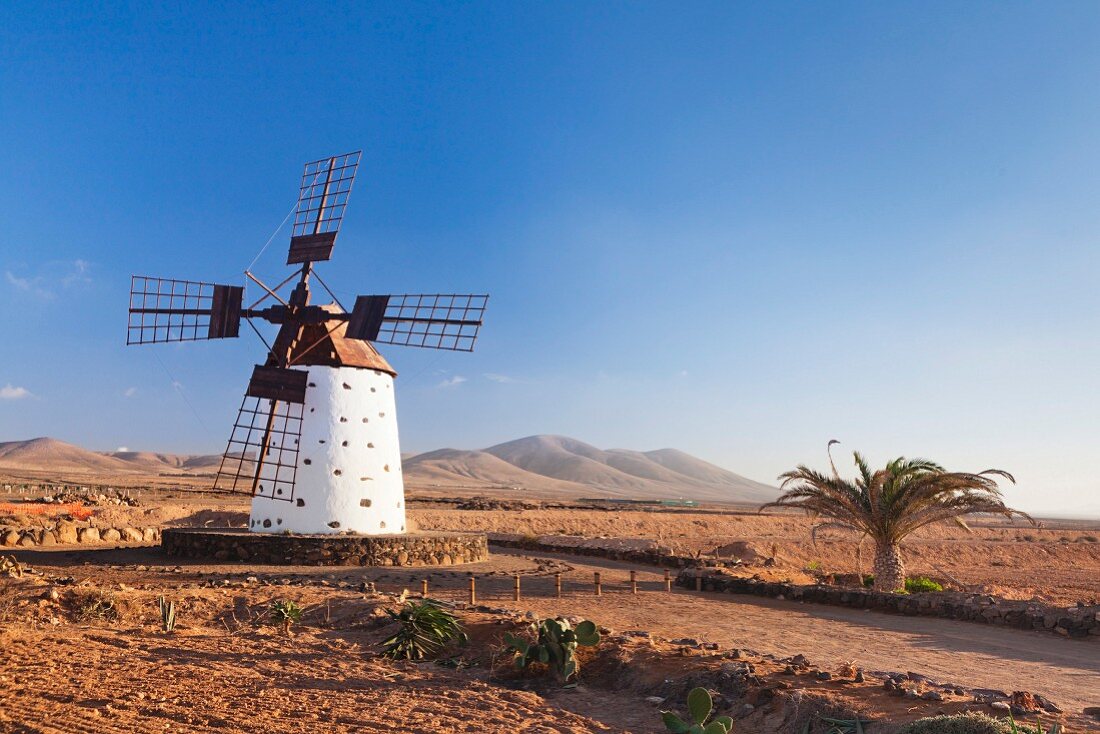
[872,542,905,591]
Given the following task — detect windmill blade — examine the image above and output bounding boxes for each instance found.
[287,150,362,265]
[346,293,488,352]
[127,276,243,345]
[212,365,308,502]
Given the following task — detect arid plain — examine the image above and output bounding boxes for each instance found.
[1,437,1098,732]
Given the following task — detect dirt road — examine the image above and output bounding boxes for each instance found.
[480,551,1100,720]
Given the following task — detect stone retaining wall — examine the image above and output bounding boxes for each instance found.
[489,535,716,568]
[162,528,489,566]
[0,521,159,548]
[677,569,1100,640]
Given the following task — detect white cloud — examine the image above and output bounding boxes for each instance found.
[4,260,91,298]
[116,446,129,452]
[62,259,92,287]
[437,375,468,388]
[484,373,520,384]
[123,387,138,398]
[0,384,31,400]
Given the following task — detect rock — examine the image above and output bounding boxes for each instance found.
[120,527,143,543]
[55,520,79,544]
[904,688,920,699]
[854,671,865,683]
[645,696,663,705]
[816,671,832,681]
[142,528,159,543]
[783,665,796,675]
[78,527,101,543]
[990,701,1011,712]
[1083,706,1100,720]
[884,680,897,691]
[921,691,944,701]
[101,528,122,542]
[39,532,56,546]
[1,531,18,547]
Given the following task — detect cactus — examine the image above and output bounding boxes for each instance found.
[660,687,732,734]
[503,617,600,684]
[158,595,177,633]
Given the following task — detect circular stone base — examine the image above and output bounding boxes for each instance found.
[161,528,489,566]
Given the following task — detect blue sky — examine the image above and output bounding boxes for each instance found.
[2,2,1099,516]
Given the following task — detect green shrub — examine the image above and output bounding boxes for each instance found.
[269,599,304,635]
[381,600,466,660]
[904,576,943,593]
[660,687,732,733]
[899,712,1013,734]
[806,561,822,572]
[862,574,874,588]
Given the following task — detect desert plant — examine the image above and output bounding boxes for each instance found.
[806,560,823,572]
[269,599,304,635]
[904,576,943,593]
[1008,714,1062,734]
[660,687,732,733]
[503,617,600,684]
[802,716,869,734]
[73,589,121,622]
[766,443,1028,591]
[380,599,466,660]
[899,712,1014,734]
[158,595,177,633]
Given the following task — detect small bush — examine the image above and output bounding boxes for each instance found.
[269,599,304,634]
[899,712,1013,734]
[905,576,943,593]
[806,561,823,572]
[862,574,874,588]
[381,600,466,660]
[73,590,122,623]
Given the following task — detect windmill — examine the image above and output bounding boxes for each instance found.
[127,151,488,535]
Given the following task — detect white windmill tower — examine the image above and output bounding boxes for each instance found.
[126,151,488,535]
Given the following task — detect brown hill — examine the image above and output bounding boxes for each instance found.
[413,435,777,504]
[0,435,778,504]
[0,437,136,474]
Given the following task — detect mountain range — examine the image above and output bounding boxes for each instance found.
[0,435,777,504]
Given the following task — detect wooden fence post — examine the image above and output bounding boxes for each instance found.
[594,572,602,596]
[630,569,638,595]
[421,578,428,598]
[513,574,521,601]
[555,572,562,598]
[469,576,476,605]
[695,572,703,592]
[664,569,672,592]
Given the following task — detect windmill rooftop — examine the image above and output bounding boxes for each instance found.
[128,151,489,565]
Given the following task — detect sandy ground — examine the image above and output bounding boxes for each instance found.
[1,544,1097,732]
[3,497,1100,732]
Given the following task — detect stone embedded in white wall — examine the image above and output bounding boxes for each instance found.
[249,365,405,535]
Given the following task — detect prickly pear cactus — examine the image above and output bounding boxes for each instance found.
[503,617,600,684]
[660,687,732,733]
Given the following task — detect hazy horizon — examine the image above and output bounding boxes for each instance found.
[3,4,1100,518]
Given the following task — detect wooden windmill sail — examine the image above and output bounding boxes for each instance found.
[126,151,488,534]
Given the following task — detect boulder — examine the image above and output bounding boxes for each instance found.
[78,527,101,543]
[55,520,79,544]
[101,528,122,542]
[2,530,21,547]
[120,527,143,543]
[142,527,159,543]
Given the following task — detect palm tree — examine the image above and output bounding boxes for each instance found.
[765,444,1029,592]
